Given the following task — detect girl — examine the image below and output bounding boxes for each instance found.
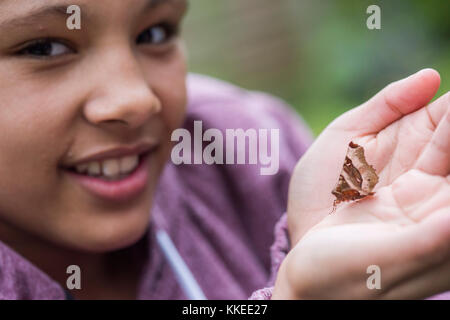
[0,0,448,300]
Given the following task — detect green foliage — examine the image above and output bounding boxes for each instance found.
[183,0,450,136]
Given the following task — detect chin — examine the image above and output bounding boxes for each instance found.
[60,199,153,253]
[77,217,151,253]
[50,169,159,253]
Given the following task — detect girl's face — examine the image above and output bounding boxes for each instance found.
[0,0,188,252]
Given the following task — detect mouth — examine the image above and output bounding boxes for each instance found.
[64,150,149,180]
[61,147,158,202]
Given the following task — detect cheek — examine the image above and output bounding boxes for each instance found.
[162,79,187,132]
[0,69,77,165]
[0,78,77,219]
[145,51,188,132]
[154,70,187,167]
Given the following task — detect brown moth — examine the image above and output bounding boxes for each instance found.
[330,141,379,213]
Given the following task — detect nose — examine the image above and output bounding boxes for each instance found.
[83,51,162,130]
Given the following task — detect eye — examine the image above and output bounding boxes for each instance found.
[17,39,73,58]
[136,23,178,45]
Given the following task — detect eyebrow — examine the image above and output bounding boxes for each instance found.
[0,0,176,30]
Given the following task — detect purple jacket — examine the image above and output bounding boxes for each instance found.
[0,74,448,300]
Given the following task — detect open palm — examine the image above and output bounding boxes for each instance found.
[274,69,450,299]
[288,69,449,244]
[275,170,449,299]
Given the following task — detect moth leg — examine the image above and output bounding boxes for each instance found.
[330,200,338,214]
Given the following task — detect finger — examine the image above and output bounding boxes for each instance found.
[426,91,450,128]
[331,68,441,135]
[390,169,450,221]
[380,204,450,299]
[338,170,450,295]
[335,169,449,224]
[360,206,450,300]
[380,259,450,300]
[414,98,450,176]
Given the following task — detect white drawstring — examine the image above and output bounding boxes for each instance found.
[155,229,207,300]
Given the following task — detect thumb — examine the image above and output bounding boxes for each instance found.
[329,68,441,135]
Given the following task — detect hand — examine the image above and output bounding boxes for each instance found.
[288,69,449,244]
[274,68,450,299]
[272,170,449,299]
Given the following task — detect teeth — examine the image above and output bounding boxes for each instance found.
[87,162,101,176]
[75,163,89,174]
[74,155,140,178]
[102,159,120,177]
[120,155,139,174]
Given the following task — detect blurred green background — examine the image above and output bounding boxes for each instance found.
[182,0,450,136]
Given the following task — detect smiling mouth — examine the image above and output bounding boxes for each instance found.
[61,148,157,202]
[64,151,150,181]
